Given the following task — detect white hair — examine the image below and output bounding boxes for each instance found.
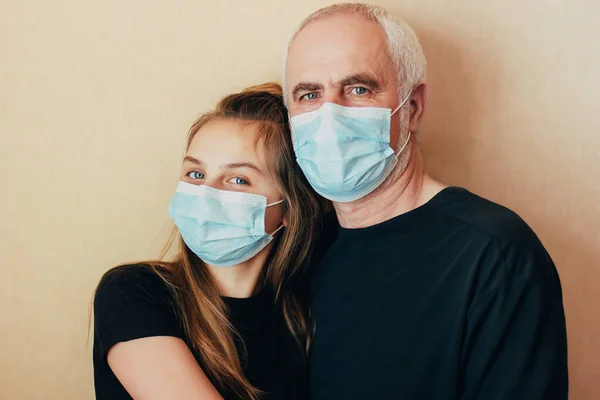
[281,3,427,103]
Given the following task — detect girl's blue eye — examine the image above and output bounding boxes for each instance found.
[187,171,205,180]
[229,177,248,185]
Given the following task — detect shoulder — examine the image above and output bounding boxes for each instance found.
[97,263,168,289]
[96,263,171,296]
[93,264,182,357]
[431,187,558,290]
[94,264,175,318]
[431,187,542,250]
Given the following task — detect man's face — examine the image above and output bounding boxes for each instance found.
[285,13,402,144]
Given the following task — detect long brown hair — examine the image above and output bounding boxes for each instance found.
[153,83,323,399]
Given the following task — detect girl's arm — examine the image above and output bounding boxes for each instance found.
[107,336,223,400]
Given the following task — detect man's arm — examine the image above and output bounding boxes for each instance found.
[461,234,568,400]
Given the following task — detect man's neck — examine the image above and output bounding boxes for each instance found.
[334,149,446,229]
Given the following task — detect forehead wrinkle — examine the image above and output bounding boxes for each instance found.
[287,19,393,91]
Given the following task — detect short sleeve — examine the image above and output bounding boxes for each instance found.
[93,264,182,363]
[461,221,568,399]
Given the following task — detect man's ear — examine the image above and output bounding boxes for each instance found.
[409,81,428,133]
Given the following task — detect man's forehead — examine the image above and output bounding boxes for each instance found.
[286,14,390,86]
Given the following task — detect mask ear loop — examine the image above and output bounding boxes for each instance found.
[266,199,284,207]
[270,224,285,236]
[390,90,413,156]
[391,90,413,116]
[396,131,411,156]
[266,199,286,236]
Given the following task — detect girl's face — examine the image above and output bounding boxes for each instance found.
[181,119,285,235]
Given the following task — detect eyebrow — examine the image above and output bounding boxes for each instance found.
[339,73,381,91]
[221,162,264,175]
[183,156,204,165]
[291,73,382,101]
[183,156,263,175]
[292,82,324,100]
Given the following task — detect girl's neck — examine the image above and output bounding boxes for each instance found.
[208,241,273,298]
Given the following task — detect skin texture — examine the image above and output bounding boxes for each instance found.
[108,336,224,400]
[107,120,286,399]
[285,13,446,228]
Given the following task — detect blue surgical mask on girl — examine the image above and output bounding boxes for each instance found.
[168,182,284,267]
[290,91,412,202]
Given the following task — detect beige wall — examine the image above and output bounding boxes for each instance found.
[1,0,598,398]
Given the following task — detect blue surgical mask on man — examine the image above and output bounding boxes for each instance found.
[290,91,412,202]
[168,182,284,267]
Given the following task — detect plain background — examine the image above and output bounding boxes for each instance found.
[1,0,598,399]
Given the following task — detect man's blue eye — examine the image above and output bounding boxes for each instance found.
[352,87,368,95]
[302,93,318,101]
[187,171,205,179]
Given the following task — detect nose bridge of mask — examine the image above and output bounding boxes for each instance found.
[290,110,330,151]
[176,182,267,206]
[312,108,339,144]
[322,105,391,144]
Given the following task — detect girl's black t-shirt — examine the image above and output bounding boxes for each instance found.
[93,264,307,400]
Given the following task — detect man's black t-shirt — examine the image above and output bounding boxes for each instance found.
[309,187,568,400]
[93,265,307,400]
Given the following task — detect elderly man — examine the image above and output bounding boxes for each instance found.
[284,3,568,400]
